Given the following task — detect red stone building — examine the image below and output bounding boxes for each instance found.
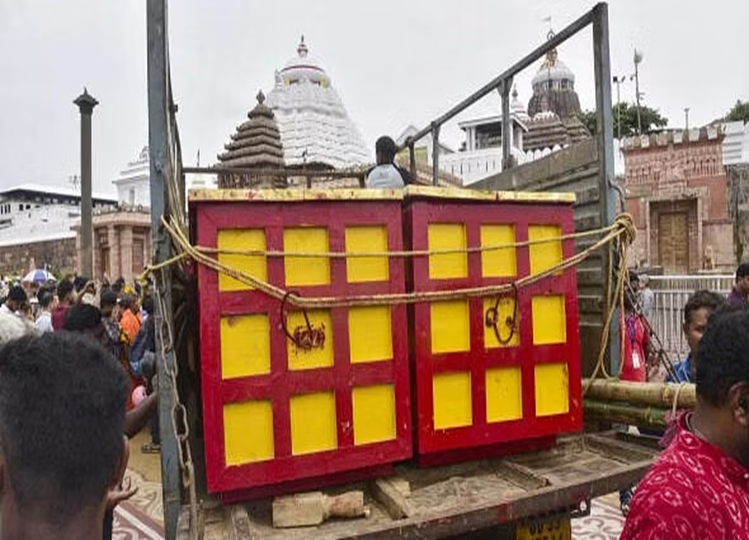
[621,127,733,274]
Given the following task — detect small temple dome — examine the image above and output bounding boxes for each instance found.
[511,85,530,122]
[217,91,286,188]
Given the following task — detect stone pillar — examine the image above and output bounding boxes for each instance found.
[73,88,98,278]
[107,225,120,280]
[120,226,134,283]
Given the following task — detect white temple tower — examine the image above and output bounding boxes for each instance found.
[265,37,371,169]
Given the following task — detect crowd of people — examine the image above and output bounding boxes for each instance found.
[0,275,159,540]
[620,264,749,538]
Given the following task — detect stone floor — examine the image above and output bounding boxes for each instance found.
[120,429,626,539]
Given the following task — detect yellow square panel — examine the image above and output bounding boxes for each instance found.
[224,400,274,465]
[481,225,517,277]
[220,314,271,379]
[218,229,267,291]
[349,306,392,363]
[532,295,567,345]
[483,297,519,348]
[352,384,396,445]
[284,227,330,286]
[290,391,337,455]
[433,372,473,429]
[430,300,470,354]
[528,225,562,275]
[287,310,333,370]
[535,363,569,417]
[486,367,523,423]
[345,226,389,283]
[428,223,467,280]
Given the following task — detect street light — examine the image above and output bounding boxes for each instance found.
[632,49,644,135]
[612,75,627,140]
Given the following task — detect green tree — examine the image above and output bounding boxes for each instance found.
[579,102,668,138]
[725,100,749,123]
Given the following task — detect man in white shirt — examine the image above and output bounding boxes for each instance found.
[35,287,55,334]
[0,285,27,316]
[366,136,412,189]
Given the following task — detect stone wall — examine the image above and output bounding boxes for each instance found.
[0,236,77,276]
[727,165,749,264]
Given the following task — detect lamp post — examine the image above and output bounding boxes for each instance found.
[632,49,644,135]
[73,88,98,278]
[612,75,627,140]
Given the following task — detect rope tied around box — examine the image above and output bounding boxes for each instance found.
[144,213,636,354]
[484,282,519,346]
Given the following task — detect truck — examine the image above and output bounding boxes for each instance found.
[144,2,660,538]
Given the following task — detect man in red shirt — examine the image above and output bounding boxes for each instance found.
[51,278,75,331]
[621,308,749,539]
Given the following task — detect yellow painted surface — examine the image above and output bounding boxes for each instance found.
[483,297,520,348]
[189,188,404,202]
[217,229,267,291]
[345,226,389,282]
[531,295,567,345]
[430,300,470,354]
[480,225,517,277]
[283,227,330,286]
[286,309,334,370]
[433,372,473,429]
[352,384,396,445]
[290,391,338,455]
[404,185,576,204]
[535,363,569,417]
[220,314,271,379]
[349,306,392,363]
[485,367,523,423]
[428,223,468,280]
[528,225,563,275]
[224,400,274,465]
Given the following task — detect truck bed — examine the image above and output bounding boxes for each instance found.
[177,431,658,539]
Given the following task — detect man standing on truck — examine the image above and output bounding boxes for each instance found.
[366,136,412,188]
[727,263,749,308]
[621,308,749,539]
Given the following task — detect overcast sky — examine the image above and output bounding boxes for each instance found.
[1,0,747,195]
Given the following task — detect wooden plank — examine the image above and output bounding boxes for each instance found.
[188,188,404,203]
[405,185,576,204]
[494,461,550,491]
[585,434,658,464]
[370,479,413,519]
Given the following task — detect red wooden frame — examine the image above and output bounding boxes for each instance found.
[193,200,412,494]
[406,200,583,458]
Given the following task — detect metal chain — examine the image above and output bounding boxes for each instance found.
[153,269,200,540]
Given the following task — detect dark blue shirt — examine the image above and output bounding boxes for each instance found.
[667,354,692,383]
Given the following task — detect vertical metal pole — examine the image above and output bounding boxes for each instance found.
[593,3,621,376]
[408,141,417,184]
[634,53,642,135]
[500,78,513,171]
[147,0,181,538]
[431,124,440,186]
[74,89,98,278]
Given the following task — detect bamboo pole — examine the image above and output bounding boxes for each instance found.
[583,400,668,429]
[583,379,695,409]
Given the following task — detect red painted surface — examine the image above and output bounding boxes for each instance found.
[405,199,583,459]
[193,199,412,494]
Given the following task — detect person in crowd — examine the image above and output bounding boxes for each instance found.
[63,304,158,540]
[668,290,726,383]
[365,136,412,188]
[0,285,27,316]
[0,312,33,344]
[638,274,655,322]
[727,262,749,308]
[119,293,142,343]
[621,308,749,539]
[131,296,160,454]
[0,332,130,540]
[52,277,76,331]
[35,285,55,334]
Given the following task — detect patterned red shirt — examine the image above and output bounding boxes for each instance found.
[621,412,749,539]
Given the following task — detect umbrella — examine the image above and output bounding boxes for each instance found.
[22,269,56,284]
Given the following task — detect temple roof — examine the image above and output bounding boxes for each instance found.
[218,91,285,169]
[266,37,370,170]
[528,32,581,119]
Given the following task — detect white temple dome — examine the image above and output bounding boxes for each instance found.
[531,49,576,91]
[266,36,370,169]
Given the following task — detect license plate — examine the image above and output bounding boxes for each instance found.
[516,517,571,540]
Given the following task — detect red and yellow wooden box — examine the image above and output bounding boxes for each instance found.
[190,189,412,495]
[404,186,582,460]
